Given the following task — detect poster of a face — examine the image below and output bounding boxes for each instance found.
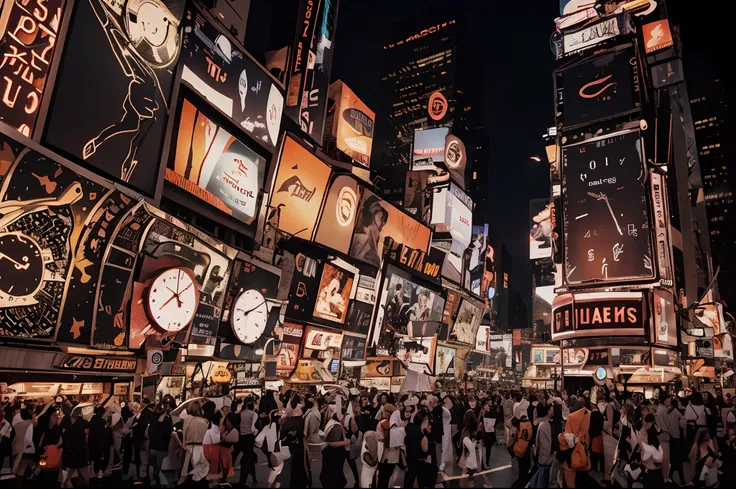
[435,345,456,375]
[43,0,184,195]
[530,199,555,260]
[450,299,482,345]
[313,263,354,324]
[373,266,445,346]
[313,175,363,254]
[350,189,430,267]
[269,136,332,239]
[167,98,265,226]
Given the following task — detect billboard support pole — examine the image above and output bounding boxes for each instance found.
[560,342,565,393]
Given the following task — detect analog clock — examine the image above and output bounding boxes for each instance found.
[146,267,199,333]
[0,233,44,298]
[231,289,268,344]
[563,130,654,284]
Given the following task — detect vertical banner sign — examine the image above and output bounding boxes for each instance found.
[650,172,673,284]
[287,0,322,115]
[0,0,67,136]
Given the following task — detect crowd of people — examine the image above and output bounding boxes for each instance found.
[2,385,736,488]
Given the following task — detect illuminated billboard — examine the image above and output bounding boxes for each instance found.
[0,0,67,136]
[313,262,355,325]
[449,298,483,345]
[411,128,449,173]
[551,291,645,341]
[180,3,284,149]
[436,345,456,375]
[268,135,332,239]
[327,81,375,167]
[431,184,473,283]
[167,97,265,226]
[555,46,640,129]
[350,189,431,268]
[43,0,184,195]
[314,174,363,254]
[562,130,653,285]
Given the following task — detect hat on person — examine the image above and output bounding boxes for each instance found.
[404,397,419,408]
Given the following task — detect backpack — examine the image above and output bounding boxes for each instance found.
[559,408,590,471]
[514,419,532,457]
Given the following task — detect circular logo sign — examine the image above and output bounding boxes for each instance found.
[428,91,448,121]
[211,366,232,384]
[444,135,466,170]
[595,367,607,381]
[336,186,358,227]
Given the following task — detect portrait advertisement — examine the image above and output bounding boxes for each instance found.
[449,298,483,345]
[43,0,185,195]
[313,262,354,325]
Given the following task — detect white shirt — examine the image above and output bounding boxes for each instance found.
[463,437,478,470]
[685,404,708,426]
[23,423,34,454]
[0,419,11,439]
[11,412,22,427]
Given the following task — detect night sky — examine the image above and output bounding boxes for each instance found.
[331,0,560,318]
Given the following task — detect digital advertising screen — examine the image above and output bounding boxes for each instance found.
[552,291,646,341]
[449,298,483,345]
[555,46,639,128]
[411,127,449,173]
[530,199,555,261]
[313,262,355,325]
[167,97,265,226]
[313,174,363,254]
[268,135,332,239]
[563,130,653,285]
[327,80,375,167]
[301,326,344,361]
[350,189,431,268]
[431,184,473,283]
[276,323,304,377]
[435,345,456,375]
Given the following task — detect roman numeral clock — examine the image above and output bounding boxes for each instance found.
[563,130,654,285]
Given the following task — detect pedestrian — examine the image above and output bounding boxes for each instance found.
[256,410,285,489]
[440,395,453,471]
[281,396,311,488]
[597,388,617,487]
[458,409,479,489]
[376,404,400,488]
[320,403,350,488]
[238,399,258,487]
[178,400,209,487]
[62,407,90,488]
[480,398,498,469]
[219,412,239,482]
[685,392,708,448]
[0,409,11,476]
[690,428,719,488]
[11,408,35,488]
[36,408,63,486]
[637,413,664,487]
[148,401,174,488]
[361,429,381,487]
[721,427,736,487]
[512,405,533,488]
[530,403,553,488]
[344,395,363,488]
[558,402,591,489]
[89,405,111,479]
[426,395,444,470]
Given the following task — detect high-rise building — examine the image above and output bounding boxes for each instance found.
[375,10,484,205]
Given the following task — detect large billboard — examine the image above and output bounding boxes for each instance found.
[563,130,653,285]
[0,0,67,136]
[465,224,490,298]
[313,174,363,254]
[43,0,184,195]
[327,81,375,167]
[551,291,645,341]
[313,262,354,325]
[411,128,449,173]
[530,199,555,260]
[555,46,639,129]
[268,135,332,239]
[370,264,445,349]
[404,171,430,222]
[350,189,431,268]
[167,97,265,227]
[449,298,483,345]
[431,183,473,283]
[180,3,284,149]
[435,345,456,375]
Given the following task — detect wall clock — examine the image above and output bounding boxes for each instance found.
[231,289,268,344]
[146,266,199,333]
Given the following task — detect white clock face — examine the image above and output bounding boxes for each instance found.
[147,268,198,333]
[231,289,268,344]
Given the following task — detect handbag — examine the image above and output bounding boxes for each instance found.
[273,440,291,461]
[39,434,63,471]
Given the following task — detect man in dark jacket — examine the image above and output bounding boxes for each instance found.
[147,401,173,488]
[88,406,111,477]
[63,410,90,486]
[427,395,444,468]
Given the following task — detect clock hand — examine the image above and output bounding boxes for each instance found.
[176,270,181,295]
[239,300,268,316]
[0,253,30,270]
[159,293,178,311]
[601,194,623,236]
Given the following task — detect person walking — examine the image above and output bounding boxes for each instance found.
[685,392,709,448]
[238,399,258,487]
[36,409,63,487]
[178,400,209,487]
[148,401,174,488]
[376,404,401,488]
[11,408,35,488]
[62,408,91,488]
[637,413,664,487]
[344,396,363,488]
[360,429,381,488]
[458,410,479,489]
[404,409,431,489]
[531,403,553,488]
[89,406,111,479]
[0,410,11,476]
[320,404,350,488]
[281,396,311,488]
[512,406,533,488]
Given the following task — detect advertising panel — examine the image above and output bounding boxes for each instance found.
[269,135,332,239]
[562,16,622,57]
[411,128,449,173]
[653,289,677,347]
[327,80,375,167]
[552,291,645,340]
[642,20,673,54]
[276,322,304,377]
[404,171,430,222]
[341,333,367,360]
[355,275,377,304]
[450,299,483,345]
[370,264,445,348]
[313,174,362,254]
[466,225,490,298]
[287,0,338,143]
[653,348,678,368]
[302,326,343,361]
[350,189,431,268]
[396,336,436,370]
[428,91,448,121]
[476,325,491,353]
[43,0,184,195]
[435,345,456,375]
[0,0,67,136]
[127,215,236,354]
[285,252,322,321]
[489,334,512,368]
[313,262,354,325]
[432,184,473,283]
[167,97,265,226]
[345,301,373,336]
[555,47,639,129]
[530,199,556,260]
[286,0,322,120]
[444,135,467,190]
[563,130,653,285]
[443,290,462,325]
[695,304,731,359]
[179,4,284,149]
[650,172,673,284]
[651,59,684,89]
[362,360,393,377]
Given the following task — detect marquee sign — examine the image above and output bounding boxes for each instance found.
[55,355,138,373]
[552,291,645,340]
[561,15,626,58]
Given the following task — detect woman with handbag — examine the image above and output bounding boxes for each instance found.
[37,410,63,486]
[686,393,709,449]
[255,410,287,488]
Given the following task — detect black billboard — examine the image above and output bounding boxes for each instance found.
[43,0,185,196]
[555,46,640,129]
[563,130,654,285]
[552,292,645,341]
